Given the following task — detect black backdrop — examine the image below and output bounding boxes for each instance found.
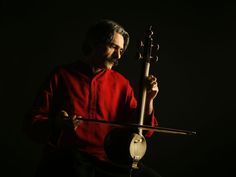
[1,1,236,177]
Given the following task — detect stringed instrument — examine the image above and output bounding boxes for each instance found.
[104,25,160,169]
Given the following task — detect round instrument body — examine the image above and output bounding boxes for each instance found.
[104,128,147,169]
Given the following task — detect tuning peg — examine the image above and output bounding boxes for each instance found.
[154,56,158,62]
[136,40,144,48]
[151,44,159,59]
[136,40,144,60]
[148,26,154,36]
[136,52,143,60]
[135,52,143,60]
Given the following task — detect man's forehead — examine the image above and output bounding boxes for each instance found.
[111,32,124,49]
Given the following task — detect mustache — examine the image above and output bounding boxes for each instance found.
[113,59,119,66]
[107,58,119,66]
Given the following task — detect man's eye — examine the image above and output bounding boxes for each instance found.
[108,44,123,54]
[110,44,116,49]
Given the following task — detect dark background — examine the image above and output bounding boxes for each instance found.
[1,1,236,177]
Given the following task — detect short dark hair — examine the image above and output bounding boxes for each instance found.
[82,19,130,56]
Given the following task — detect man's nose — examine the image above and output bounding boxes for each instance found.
[114,49,121,59]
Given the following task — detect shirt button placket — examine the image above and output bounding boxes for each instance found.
[89,78,97,119]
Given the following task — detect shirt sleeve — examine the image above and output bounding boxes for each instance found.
[144,110,158,137]
[23,67,60,144]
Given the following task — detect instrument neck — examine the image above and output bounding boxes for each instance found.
[138,61,150,135]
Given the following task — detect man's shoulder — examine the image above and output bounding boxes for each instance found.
[109,70,132,87]
[52,60,85,73]
[110,69,128,81]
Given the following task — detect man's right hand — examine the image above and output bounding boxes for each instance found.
[58,110,82,130]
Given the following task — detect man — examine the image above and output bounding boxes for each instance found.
[24,19,161,177]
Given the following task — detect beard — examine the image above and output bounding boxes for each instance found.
[106,58,119,66]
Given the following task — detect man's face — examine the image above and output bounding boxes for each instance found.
[92,32,124,70]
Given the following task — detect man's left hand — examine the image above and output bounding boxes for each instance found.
[146,75,159,101]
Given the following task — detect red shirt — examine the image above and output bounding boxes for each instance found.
[28,60,157,160]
